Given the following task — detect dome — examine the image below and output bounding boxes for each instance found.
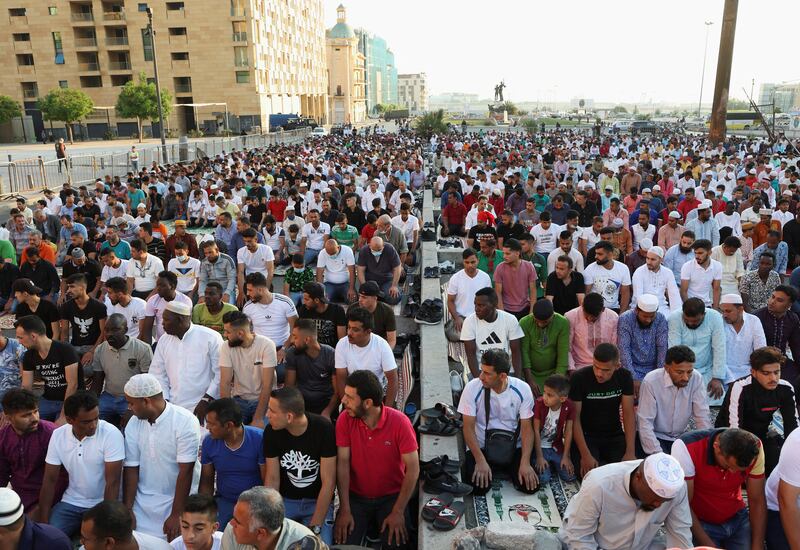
[328,22,355,39]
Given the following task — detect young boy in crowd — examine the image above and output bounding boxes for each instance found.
[282,224,303,266]
[533,374,576,484]
[282,253,315,305]
[170,493,223,550]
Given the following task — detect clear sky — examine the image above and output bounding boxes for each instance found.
[323,0,800,104]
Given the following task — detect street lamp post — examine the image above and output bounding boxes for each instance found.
[698,21,714,117]
[145,7,167,164]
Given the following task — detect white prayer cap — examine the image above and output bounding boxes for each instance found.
[137,203,147,210]
[0,489,23,526]
[648,246,665,259]
[668,211,682,219]
[783,190,793,197]
[639,238,653,251]
[671,188,681,195]
[637,294,659,313]
[698,200,712,210]
[643,453,685,499]
[124,373,163,398]
[759,208,773,216]
[720,293,743,305]
[605,185,614,191]
[612,218,624,228]
[164,300,192,316]
[652,184,661,191]
[749,168,757,174]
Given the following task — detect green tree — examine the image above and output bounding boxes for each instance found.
[115,72,173,143]
[579,99,585,109]
[498,101,518,115]
[38,88,94,143]
[0,96,22,125]
[612,106,628,114]
[414,109,448,138]
[727,97,750,110]
[521,118,538,135]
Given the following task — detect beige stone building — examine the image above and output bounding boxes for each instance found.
[398,73,428,115]
[325,5,365,125]
[0,0,328,141]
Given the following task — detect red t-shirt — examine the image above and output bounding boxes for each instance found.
[442,202,468,226]
[361,224,376,242]
[267,199,287,222]
[336,406,418,498]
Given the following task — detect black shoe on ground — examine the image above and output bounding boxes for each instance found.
[422,229,436,241]
[415,298,443,325]
[423,470,473,496]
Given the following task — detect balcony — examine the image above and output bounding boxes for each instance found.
[17,65,35,75]
[22,88,38,99]
[106,36,129,46]
[232,32,247,42]
[74,37,98,48]
[102,11,125,22]
[13,39,31,51]
[168,34,188,45]
[174,83,192,93]
[71,12,94,23]
[78,62,100,72]
[171,59,190,70]
[234,60,249,68]
[108,60,131,70]
[8,14,28,25]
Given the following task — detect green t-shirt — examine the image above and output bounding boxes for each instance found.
[476,249,505,284]
[522,251,548,298]
[284,266,315,292]
[191,302,239,336]
[330,225,359,249]
[0,240,17,265]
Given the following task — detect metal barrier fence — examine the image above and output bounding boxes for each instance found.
[0,129,309,195]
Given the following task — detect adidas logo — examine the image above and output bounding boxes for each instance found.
[479,332,502,346]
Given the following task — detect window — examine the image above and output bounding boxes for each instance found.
[8,8,26,16]
[59,80,68,88]
[12,33,30,42]
[137,3,148,12]
[171,52,189,60]
[111,74,132,86]
[166,2,184,10]
[21,82,38,99]
[141,28,153,61]
[48,6,57,15]
[168,27,187,36]
[235,70,249,84]
[53,32,64,64]
[80,76,103,88]
[16,54,34,66]
[234,46,248,67]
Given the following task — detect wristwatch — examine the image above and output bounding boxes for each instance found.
[311,525,321,536]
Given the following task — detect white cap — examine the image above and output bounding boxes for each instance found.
[639,238,653,251]
[749,168,757,174]
[124,373,163,398]
[604,185,614,191]
[720,293,743,305]
[783,190,793,197]
[672,188,681,195]
[698,200,712,210]
[0,489,23,526]
[164,300,192,316]
[637,294,660,313]
[668,211,682,219]
[137,203,146,210]
[492,188,501,196]
[643,453,685,499]
[648,246,665,259]
[585,181,595,189]
[612,218,624,227]
[652,184,661,191]
[759,208,773,216]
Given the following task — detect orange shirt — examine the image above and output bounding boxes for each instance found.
[20,243,56,265]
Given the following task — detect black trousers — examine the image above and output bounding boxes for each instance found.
[346,492,410,550]
[571,433,626,479]
[464,449,540,496]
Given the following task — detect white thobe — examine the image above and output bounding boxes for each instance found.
[631,265,682,316]
[724,313,767,382]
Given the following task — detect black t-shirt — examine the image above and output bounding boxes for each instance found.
[22,340,83,401]
[263,413,336,499]
[545,271,585,315]
[58,298,107,347]
[496,222,526,244]
[283,345,335,413]
[371,301,396,341]
[568,365,633,438]
[62,259,102,292]
[78,204,101,221]
[16,299,60,339]
[245,202,266,226]
[297,303,346,348]
[467,225,497,244]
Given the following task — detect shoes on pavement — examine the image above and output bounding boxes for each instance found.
[423,470,472,496]
[415,298,443,325]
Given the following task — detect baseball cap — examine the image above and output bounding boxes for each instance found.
[358,281,383,297]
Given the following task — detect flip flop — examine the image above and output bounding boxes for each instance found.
[432,501,466,531]
[418,417,458,436]
[420,407,443,420]
[421,492,454,522]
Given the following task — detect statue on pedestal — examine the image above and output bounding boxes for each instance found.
[493,81,506,102]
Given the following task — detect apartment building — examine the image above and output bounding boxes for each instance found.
[398,72,427,115]
[0,0,328,140]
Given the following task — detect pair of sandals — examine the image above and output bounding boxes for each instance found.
[418,403,461,436]
[422,493,466,531]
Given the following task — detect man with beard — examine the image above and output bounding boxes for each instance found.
[630,245,682,316]
[91,314,152,427]
[559,453,691,549]
[755,285,800,380]
[684,200,721,247]
[139,271,192,345]
[618,295,669,395]
[720,293,767,383]
[297,282,346,348]
[219,310,276,427]
[662,231,695,286]
[668,298,726,404]
[636,345,710,456]
[284,319,337,418]
[583,241,631,313]
[680,239,722,310]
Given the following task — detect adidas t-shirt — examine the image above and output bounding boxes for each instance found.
[167,257,201,293]
[242,294,298,347]
[582,260,632,310]
[460,310,524,373]
[236,244,275,277]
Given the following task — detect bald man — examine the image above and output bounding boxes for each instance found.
[356,237,402,305]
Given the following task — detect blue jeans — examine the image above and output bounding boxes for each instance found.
[216,496,235,530]
[283,498,333,546]
[50,501,89,537]
[324,281,350,303]
[377,280,402,306]
[39,398,63,422]
[538,447,576,484]
[99,392,128,427]
[0,297,17,312]
[698,507,750,550]
[289,291,303,306]
[233,397,263,425]
[303,248,321,265]
[766,509,791,550]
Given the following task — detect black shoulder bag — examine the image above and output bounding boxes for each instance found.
[483,386,519,468]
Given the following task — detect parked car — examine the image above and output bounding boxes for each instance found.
[311,126,327,136]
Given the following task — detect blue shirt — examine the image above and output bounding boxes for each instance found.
[0,338,24,405]
[662,244,694,285]
[215,224,238,251]
[750,241,789,274]
[20,517,71,550]
[58,222,87,243]
[200,426,265,502]
[617,310,668,381]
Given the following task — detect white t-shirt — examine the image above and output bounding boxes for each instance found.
[680,259,722,306]
[170,532,223,550]
[300,222,330,250]
[242,294,298,347]
[767,428,800,511]
[236,244,275,277]
[135,531,172,549]
[126,254,164,292]
[460,310,524,373]
[101,259,129,283]
[530,223,562,254]
[447,269,492,318]
[540,407,560,449]
[144,292,193,342]
[45,420,125,508]
[456,377,534,449]
[316,245,355,285]
[167,257,202,294]
[334,333,397,387]
[105,296,147,338]
[391,214,420,244]
[583,260,632,310]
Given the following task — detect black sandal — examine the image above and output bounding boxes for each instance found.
[432,501,466,531]
[421,492,454,522]
[418,417,458,436]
